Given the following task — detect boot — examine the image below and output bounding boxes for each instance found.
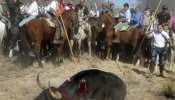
[159,64,165,78]
[148,63,155,77]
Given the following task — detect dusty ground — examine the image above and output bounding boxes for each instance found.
[0,54,175,100]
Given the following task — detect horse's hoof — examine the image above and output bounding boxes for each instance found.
[38,63,43,68]
[60,59,63,63]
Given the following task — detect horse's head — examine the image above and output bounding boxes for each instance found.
[97,12,116,30]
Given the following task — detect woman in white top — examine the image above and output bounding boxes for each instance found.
[19,0,38,27]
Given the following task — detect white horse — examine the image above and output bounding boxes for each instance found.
[0,20,7,54]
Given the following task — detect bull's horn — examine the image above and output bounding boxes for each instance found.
[37,73,47,90]
[48,81,62,100]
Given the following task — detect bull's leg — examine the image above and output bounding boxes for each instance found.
[34,42,43,67]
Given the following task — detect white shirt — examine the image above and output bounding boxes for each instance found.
[46,0,58,12]
[89,10,99,17]
[149,31,170,48]
[124,9,131,23]
[27,1,38,16]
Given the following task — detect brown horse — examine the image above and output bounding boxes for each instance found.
[97,12,117,59]
[26,9,78,67]
[97,13,146,64]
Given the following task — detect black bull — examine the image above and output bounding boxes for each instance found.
[35,69,127,100]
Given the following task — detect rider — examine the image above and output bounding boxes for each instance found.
[131,5,142,28]
[109,3,115,17]
[157,5,170,26]
[75,0,91,37]
[119,3,131,24]
[115,3,131,32]
[45,0,64,44]
[89,5,99,18]
[18,0,38,28]
[37,0,45,15]
[142,8,151,31]
[99,3,108,14]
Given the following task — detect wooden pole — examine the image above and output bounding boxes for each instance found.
[146,0,162,32]
[57,9,74,58]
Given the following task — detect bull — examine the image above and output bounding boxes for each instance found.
[35,69,127,100]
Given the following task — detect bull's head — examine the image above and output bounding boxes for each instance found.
[36,73,62,100]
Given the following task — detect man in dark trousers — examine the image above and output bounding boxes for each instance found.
[146,24,172,78]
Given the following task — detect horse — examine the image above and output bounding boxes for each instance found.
[97,12,117,59]
[24,9,78,67]
[0,21,7,54]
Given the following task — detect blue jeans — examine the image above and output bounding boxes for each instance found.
[151,46,166,66]
[19,15,36,27]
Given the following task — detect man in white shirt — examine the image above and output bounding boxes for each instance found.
[123,3,131,23]
[19,0,38,27]
[89,5,99,18]
[45,0,59,19]
[146,24,172,77]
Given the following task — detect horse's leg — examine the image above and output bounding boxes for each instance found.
[87,38,92,60]
[106,36,112,60]
[78,39,81,63]
[34,42,43,67]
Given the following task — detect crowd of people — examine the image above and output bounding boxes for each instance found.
[0,0,175,78]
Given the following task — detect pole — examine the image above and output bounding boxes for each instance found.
[57,9,74,58]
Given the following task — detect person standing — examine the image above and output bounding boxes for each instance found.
[146,24,172,77]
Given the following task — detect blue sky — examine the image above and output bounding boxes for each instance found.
[107,0,138,8]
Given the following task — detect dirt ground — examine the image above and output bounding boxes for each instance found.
[0,54,175,100]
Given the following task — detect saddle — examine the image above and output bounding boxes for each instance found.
[41,18,56,28]
[114,22,131,32]
[120,25,131,32]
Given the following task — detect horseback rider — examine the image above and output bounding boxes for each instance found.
[120,3,131,24]
[99,3,108,14]
[109,3,115,17]
[89,5,99,18]
[37,0,45,15]
[131,5,142,28]
[45,0,64,44]
[18,0,38,29]
[114,3,131,32]
[75,0,91,39]
[157,5,170,29]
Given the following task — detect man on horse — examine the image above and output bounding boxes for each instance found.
[157,5,170,30]
[99,3,108,14]
[75,0,91,38]
[18,0,38,29]
[114,3,131,35]
[45,0,64,44]
[131,5,142,28]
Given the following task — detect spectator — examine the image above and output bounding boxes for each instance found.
[142,9,151,31]
[131,5,142,28]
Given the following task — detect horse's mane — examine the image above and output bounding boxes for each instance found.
[62,8,76,18]
[100,12,116,25]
